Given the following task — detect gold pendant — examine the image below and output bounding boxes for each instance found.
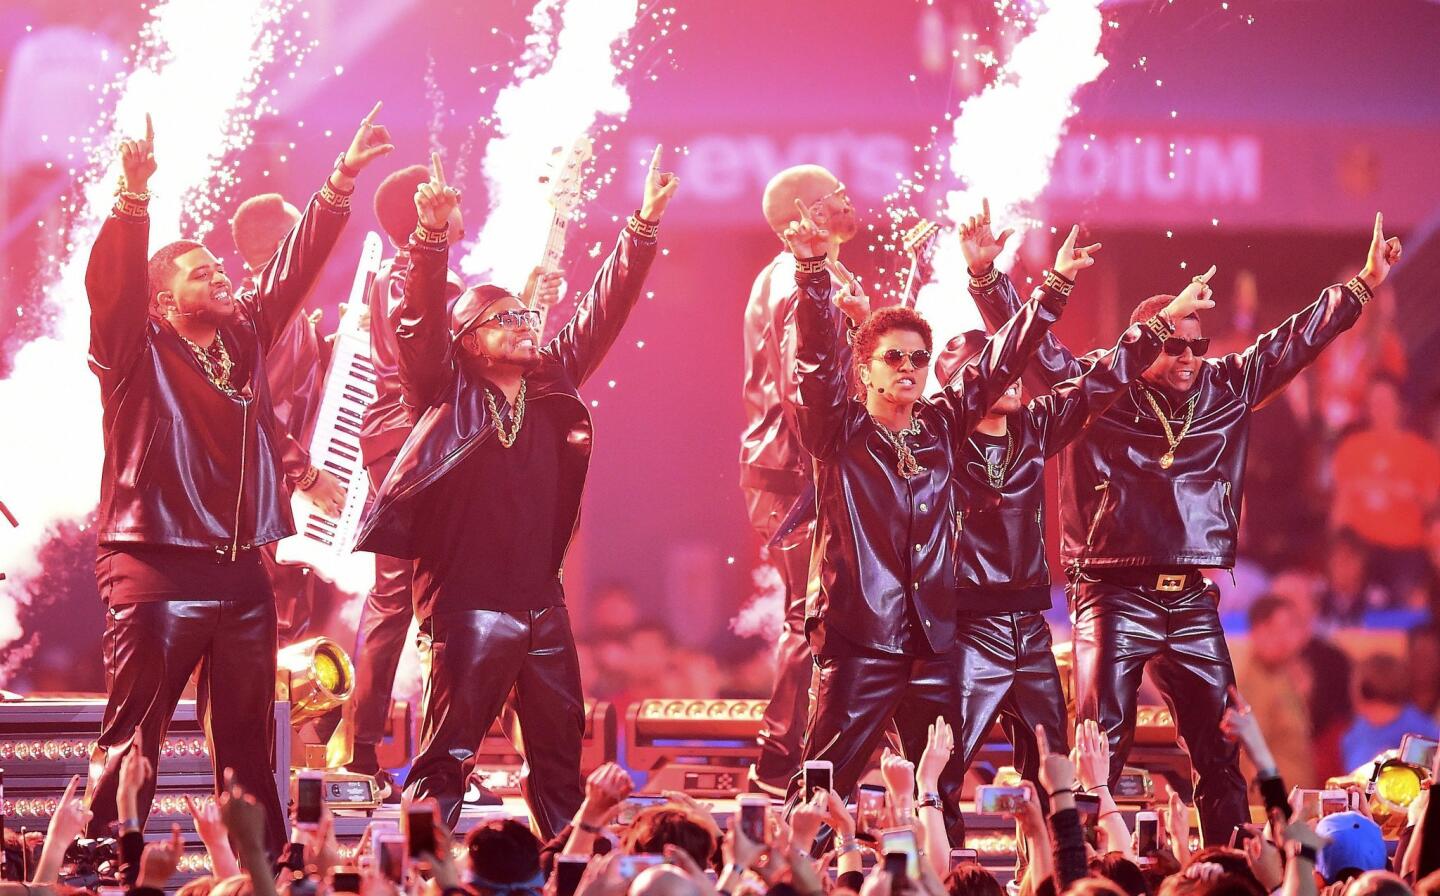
[1159,451,1174,469]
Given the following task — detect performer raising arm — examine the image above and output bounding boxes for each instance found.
[932,214,1217,842]
[967,207,1402,844]
[739,164,859,797]
[781,205,1073,816]
[355,148,678,838]
[85,105,392,852]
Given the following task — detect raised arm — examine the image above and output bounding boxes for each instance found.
[1036,267,1218,456]
[547,144,675,386]
[250,102,393,350]
[87,114,157,387]
[961,199,1086,389]
[1221,213,1402,409]
[396,152,461,414]
[931,223,1103,439]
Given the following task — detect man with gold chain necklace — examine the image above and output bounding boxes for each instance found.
[932,203,1216,843]
[84,104,394,852]
[780,202,1076,817]
[355,148,679,836]
[967,209,1404,844]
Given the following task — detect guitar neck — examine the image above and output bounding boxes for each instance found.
[530,208,569,332]
[536,210,567,277]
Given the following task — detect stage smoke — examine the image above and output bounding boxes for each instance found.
[917,0,1109,392]
[459,0,641,291]
[730,551,784,641]
[0,0,302,670]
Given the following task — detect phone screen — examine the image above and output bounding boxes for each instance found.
[884,851,910,885]
[405,804,437,857]
[1401,735,1439,769]
[556,858,588,896]
[804,762,833,797]
[949,849,978,870]
[975,785,1028,815]
[332,872,361,894]
[739,800,768,843]
[378,837,406,883]
[297,775,323,826]
[1073,793,1101,847]
[857,785,886,826]
[1135,816,1159,854]
[881,828,920,878]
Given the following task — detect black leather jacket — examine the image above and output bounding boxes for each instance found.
[740,252,809,497]
[972,270,1367,570]
[86,188,348,555]
[359,248,466,474]
[937,300,1165,610]
[788,263,1066,655]
[355,221,656,582]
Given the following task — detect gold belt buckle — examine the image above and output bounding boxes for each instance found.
[1156,574,1186,592]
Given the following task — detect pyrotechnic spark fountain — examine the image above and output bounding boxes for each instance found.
[0,0,305,667]
[915,0,1109,384]
[460,0,642,291]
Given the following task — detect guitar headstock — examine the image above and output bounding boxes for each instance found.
[901,218,941,259]
[546,135,594,218]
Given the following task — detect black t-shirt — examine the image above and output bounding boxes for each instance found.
[957,428,1051,614]
[96,544,271,605]
[413,383,563,617]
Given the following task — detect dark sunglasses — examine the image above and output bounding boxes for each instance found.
[481,308,543,331]
[873,348,932,369]
[1162,337,1210,357]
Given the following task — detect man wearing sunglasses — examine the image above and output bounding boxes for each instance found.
[931,214,1216,842]
[964,203,1404,844]
[356,147,679,836]
[780,203,1072,816]
[740,164,860,797]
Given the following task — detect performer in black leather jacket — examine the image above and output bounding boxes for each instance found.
[933,211,1216,842]
[346,164,466,788]
[968,205,1404,843]
[739,164,859,796]
[355,149,677,838]
[780,205,1071,814]
[85,105,393,852]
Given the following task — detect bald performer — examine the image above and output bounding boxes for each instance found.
[739,165,860,796]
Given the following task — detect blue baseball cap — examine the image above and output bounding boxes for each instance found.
[1315,812,1387,883]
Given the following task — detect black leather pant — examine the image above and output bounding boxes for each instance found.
[1070,572,1248,845]
[404,606,584,840]
[786,645,960,819]
[745,487,815,796]
[939,611,1067,842]
[346,551,415,755]
[87,598,286,854]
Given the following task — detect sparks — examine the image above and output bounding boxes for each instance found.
[460,0,643,292]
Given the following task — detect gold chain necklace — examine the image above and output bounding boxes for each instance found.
[485,378,528,448]
[178,331,235,394]
[1141,387,1197,470]
[970,430,1015,489]
[872,414,926,479]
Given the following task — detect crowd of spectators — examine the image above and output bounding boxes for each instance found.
[3,701,1437,896]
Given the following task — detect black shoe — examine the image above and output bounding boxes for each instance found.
[463,772,504,806]
[375,769,402,804]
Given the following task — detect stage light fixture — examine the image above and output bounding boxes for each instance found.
[276,637,355,723]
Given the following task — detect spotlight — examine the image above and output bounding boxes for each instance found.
[276,637,355,723]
